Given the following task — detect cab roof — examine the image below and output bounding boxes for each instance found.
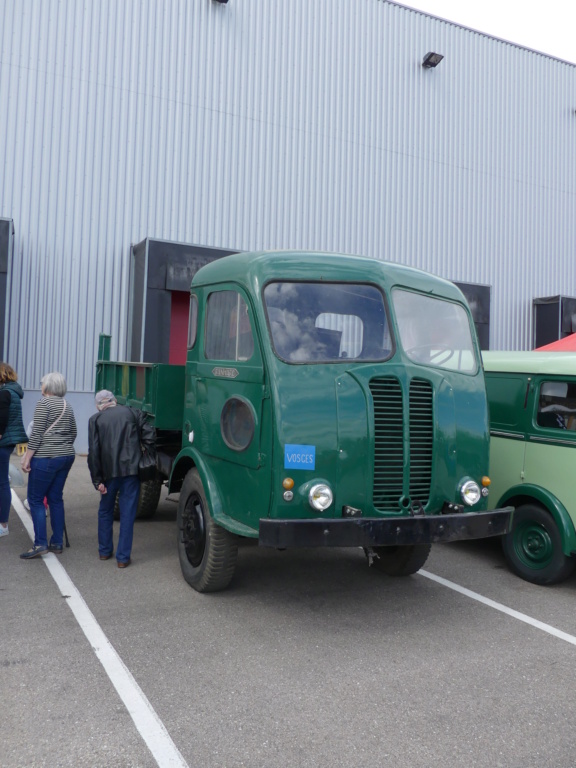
[191,250,465,301]
[483,350,576,375]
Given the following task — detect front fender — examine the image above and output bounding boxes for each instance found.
[497,483,576,556]
[169,448,258,538]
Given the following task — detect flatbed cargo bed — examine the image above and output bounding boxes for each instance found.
[95,359,185,431]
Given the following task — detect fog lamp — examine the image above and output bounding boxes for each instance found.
[309,483,333,511]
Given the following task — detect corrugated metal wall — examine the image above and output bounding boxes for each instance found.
[1,0,576,397]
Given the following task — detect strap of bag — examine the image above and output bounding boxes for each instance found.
[45,399,67,435]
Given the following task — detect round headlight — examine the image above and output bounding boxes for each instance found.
[308,483,333,511]
[461,480,481,506]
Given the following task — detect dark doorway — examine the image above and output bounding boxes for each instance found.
[533,295,576,349]
[453,281,491,350]
[129,239,237,363]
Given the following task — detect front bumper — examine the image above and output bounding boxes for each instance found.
[259,507,513,548]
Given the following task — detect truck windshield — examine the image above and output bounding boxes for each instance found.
[264,282,391,362]
[393,289,477,373]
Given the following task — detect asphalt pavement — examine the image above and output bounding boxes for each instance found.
[2,456,576,768]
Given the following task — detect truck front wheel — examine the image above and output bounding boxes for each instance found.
[177,469,238,593]
[369,544,431,576]
[503,503,575,585]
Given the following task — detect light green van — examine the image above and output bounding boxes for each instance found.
[483,351,576,585]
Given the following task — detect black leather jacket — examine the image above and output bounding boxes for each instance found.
[87,405,155,487]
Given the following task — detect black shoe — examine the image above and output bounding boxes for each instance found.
[48,544,63,554]
[20,545,49,559]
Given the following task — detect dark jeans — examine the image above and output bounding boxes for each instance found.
[28,454,75,548]
[0,445,13,524]
[97,475,140,563]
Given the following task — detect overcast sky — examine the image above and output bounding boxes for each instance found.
[400,1,576,64]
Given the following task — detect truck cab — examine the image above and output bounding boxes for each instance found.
[160,251,511,591]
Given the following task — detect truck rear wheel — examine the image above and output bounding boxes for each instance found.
[113,476,162,521]
[503,503,575,585]
[177,469,238,593]
[370,544,431,576]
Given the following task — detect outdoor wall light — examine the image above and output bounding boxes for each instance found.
[422,52,444,68]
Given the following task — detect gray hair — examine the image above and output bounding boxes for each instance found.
[41,372,67,397]
[95,389,117,411]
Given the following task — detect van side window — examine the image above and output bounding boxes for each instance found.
[537,380,576,430]
[205,291,254,362]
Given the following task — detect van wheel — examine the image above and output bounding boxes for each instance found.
[113,477,162,521]
[177,469,238,593]
[503,503,575,585]
[369,544,431,576]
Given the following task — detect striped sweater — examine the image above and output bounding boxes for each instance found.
[28,396,77,457]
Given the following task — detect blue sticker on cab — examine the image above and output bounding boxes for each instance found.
[284,444,316,470]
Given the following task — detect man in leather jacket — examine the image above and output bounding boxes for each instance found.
[88,390,155,568]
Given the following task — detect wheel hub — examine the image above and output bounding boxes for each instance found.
[515,522,553,569]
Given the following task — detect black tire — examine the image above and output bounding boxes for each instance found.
[113,476,163,521]
[502,503,575,585]
[136,477,162,519]
[370,544,431,576]
[177,469,238,593]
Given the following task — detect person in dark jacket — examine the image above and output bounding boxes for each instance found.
[0,363,28,538]
[87,390,155,568]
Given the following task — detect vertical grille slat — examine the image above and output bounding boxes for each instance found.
[409,379,434,506]
[369,377,434,513]
[370,378,404,512]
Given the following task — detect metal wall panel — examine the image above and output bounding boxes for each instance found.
[1,0,576,407]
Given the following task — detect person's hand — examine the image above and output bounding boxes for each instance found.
[98,483,107,495]
[21,458,31,473]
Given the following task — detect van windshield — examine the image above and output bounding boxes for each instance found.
[264,282,391,362]
[393,289,477,373]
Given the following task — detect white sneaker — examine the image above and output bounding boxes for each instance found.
[0,524,8,537]
[24,499,30,511]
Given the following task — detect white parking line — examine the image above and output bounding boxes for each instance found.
[12,491,190,768]
[420,569,576,647]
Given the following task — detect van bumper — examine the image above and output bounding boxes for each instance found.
[259,507,513,548]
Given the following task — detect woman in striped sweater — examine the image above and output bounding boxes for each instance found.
[20,372,77,558]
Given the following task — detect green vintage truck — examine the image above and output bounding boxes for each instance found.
[96,250,512,592]
[483,351,576,585]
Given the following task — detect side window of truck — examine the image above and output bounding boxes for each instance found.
[205,290,255,362]
[536,380,576,430]
[187,294,198,349]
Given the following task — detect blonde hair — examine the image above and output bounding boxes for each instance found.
[0,363,18,384]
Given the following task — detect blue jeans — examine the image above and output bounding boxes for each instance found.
[98,475,140,563]
[28,454,75,548]
[0,445,13,524]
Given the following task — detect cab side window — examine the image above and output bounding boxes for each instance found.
[187,294,198,349]
[205,290,254,361]
[537,380,576,430]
